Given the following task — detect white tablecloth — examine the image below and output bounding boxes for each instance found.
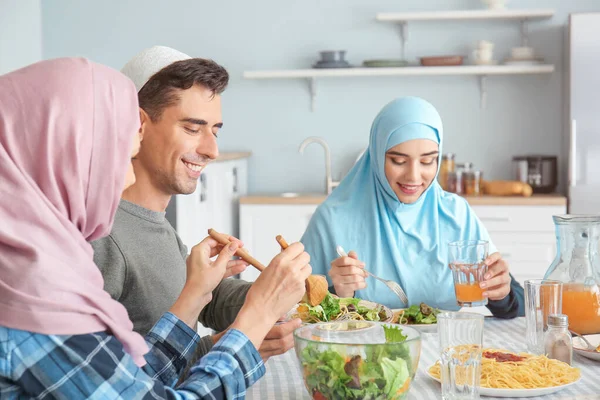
[246,318,600,400]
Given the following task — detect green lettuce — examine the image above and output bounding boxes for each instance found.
[381,357,410,397]
[320,294,341,321]
[301,325,412,399]
[401,303,440,325]
[383,324,407,343]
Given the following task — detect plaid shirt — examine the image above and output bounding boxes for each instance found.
[0,312,265,399]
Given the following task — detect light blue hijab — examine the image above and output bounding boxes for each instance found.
[301,97,496,310]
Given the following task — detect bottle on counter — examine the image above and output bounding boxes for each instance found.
[439,153,455,191]
[544,314,573,365]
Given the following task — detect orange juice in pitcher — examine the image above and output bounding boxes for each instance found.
[562,283,600,335]
[544,215,600,335]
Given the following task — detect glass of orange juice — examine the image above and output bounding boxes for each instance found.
[448,240,489,307]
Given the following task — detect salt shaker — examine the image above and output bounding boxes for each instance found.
[544,314,573,365]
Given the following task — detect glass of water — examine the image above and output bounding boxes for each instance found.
[448,240,489,307]
[438,312,484,400]
[524,279,562,354]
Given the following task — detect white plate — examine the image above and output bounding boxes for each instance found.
[427,369,580,397]
[391,308,451,332]
[474,59,498,65]
[502,58,544,66]
[573,334,600,361]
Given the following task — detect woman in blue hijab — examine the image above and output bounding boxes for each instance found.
[301,97,524,317]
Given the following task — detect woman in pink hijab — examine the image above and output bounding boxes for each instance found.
[0,58,311,398]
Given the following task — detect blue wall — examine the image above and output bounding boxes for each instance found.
[0,0,42,75]
[42,0,600,194]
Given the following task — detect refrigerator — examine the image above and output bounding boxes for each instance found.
[568,13,600,214]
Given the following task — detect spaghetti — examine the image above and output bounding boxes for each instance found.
[428,348,581,389]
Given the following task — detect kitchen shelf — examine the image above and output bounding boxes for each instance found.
[244,65,554,79]
[243,64,554,110]
[375,9,555,22]
[377,9,555,62]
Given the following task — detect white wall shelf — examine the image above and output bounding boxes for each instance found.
[376,9,555,60]
[244,65,554,79]
[243,64,554,110]
[375,9,555,22]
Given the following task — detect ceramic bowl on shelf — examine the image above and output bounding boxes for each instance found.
[511,46,535,60]
[319,50,347,63]
[312,61,353,69]
[313,50,353,68]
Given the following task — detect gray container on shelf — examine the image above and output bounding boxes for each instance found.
[319,50,346,62]
[313,50,353,68]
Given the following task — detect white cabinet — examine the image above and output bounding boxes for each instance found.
[205,159,248,238]
[239,204,318,282]
[174,158,248,253]
[471,205,565,286]
[239,201,566,286]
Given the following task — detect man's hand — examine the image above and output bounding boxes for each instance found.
[258,319,302,361]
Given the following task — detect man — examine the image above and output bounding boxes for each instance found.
[92,46,299,365]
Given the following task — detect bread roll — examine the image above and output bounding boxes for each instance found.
[482,180,533,197]
[302,275,329,306]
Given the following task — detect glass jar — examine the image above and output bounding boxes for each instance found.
[439,153,455,191]
[447,170,464,194]
[464,170,482,196]
[544,215,600,334]
[544,314,573,365]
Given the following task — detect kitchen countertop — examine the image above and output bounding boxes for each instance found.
[239,193,567,206]
[215,151,252,162]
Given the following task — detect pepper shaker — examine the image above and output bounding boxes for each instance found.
[544,314,573,365]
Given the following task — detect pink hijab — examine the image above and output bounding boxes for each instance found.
[0,58,149,366]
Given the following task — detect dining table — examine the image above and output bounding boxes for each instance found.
[246,317,600,400]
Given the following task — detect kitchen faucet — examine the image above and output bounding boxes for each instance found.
[298,136,340,195]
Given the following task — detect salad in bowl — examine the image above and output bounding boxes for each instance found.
[294,321,422,399]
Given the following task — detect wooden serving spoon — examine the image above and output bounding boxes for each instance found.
[276,234,328,306]
[207,229,266,271]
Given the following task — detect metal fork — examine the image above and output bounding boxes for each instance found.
[336,245,408,305]
[570,330,597,351]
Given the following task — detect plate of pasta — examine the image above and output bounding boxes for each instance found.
[427,348,581,397]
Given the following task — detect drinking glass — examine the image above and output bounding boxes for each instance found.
[449,240,489,307]
[524,279,563,354]
[438,312,485,400]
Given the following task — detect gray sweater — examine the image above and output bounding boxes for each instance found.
[91,199,251,357]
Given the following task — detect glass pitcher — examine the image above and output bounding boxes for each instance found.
[544,215,600,334]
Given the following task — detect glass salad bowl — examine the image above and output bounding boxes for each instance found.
[294,321,422,399]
